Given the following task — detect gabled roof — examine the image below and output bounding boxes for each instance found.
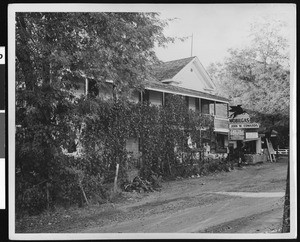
[144,56,230,102]
[150,56,196,81]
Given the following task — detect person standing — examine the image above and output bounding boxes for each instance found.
[203,142,210,157]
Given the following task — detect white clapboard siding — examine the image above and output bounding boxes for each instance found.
[216,102,228,118]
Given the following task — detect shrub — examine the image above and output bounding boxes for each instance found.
[16,95,215,215]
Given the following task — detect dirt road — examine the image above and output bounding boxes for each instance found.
[16,158,288,235]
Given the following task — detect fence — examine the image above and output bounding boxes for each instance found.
[277,149,289,155]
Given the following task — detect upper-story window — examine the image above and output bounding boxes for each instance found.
[185,96,189,108]
[149,90,163,106]
[209,102,215,116]
[195,98,200,111]
[88,79,99,97]
[139,89,150,103]
[201,99,210,114]
[164,93,171,106]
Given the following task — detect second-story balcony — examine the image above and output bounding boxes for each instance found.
[73,78,230,135]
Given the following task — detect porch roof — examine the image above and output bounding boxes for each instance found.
[144,79,230,103]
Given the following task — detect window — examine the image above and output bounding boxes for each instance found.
[195,98,200,111]
[185,96,189,108]
[143,90,150,102]
[88,79,99,97]
[216,134,225,148]
[164,93,170,106]
[201,99,210,114]
[209,102,215,115]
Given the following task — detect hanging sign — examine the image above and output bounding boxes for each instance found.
[229,110,260,141]
[245,132,259,139]
[230,129,244,140]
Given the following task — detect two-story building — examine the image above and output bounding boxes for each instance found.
[74,56,230,159]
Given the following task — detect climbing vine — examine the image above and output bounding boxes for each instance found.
[16,94,215,215]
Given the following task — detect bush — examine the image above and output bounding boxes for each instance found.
[16,96,215,215]
[16,185,48,216]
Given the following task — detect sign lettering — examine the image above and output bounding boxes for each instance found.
[229,113,251,123]
[229,123,260,129]
[229,117,250,123]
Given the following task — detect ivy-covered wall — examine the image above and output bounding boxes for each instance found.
[16,94,219,216]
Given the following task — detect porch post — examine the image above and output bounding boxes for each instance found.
[140,91,143,102]
[199,98,202,113]
[214,101,216,116]
[85,78,88,95]
[227,103,229,118]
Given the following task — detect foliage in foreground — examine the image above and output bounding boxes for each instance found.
[15,12,177,216]
[16,94,217,216]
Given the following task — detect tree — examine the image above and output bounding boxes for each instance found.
[15,12,174,214]
[207,19,290,146]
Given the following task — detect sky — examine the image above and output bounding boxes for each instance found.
[10,3,296,69]
[151,4,296,68]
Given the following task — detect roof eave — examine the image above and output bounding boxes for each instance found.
[144,81,230,103]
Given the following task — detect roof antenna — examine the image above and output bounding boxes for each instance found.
[190,33,193,57]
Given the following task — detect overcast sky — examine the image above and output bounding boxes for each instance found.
[151,4,295,68]
[12,3,296,69]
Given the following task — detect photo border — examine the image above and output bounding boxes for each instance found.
[8,3,297,240]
